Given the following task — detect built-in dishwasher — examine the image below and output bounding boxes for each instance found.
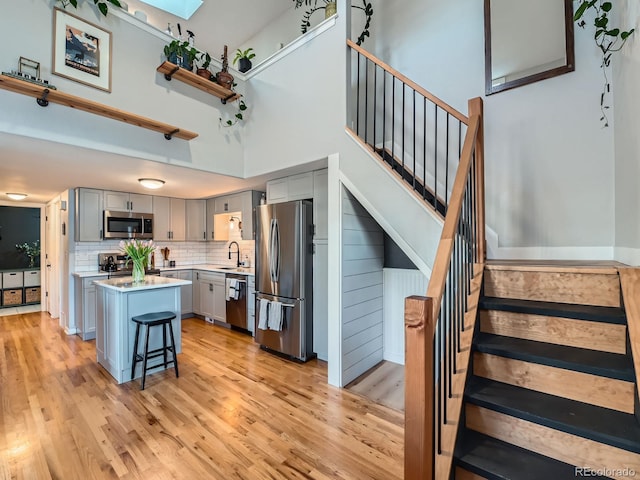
[225,273,248,330]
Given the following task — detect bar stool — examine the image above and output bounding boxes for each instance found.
[130,311,179,390]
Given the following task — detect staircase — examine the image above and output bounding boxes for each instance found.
[454,262,640,480]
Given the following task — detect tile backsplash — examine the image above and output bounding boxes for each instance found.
[73,227,255,271]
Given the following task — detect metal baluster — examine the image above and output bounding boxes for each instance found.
[373,64,377,152]
[382,71,386,159]
[364,58,369,146]
[444,112,449,215]
[423,97,427,202]
[412,90,416,192]
[356,52,361,138]
[433,105,438,210]
[402,84,406,178]
[391,77,395,170]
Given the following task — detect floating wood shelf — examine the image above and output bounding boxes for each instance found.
[156,61,241,104]
[0,74,198,141]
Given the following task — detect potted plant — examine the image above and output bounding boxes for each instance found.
[293,0,373,45]
[196,52,214,80]
[233,48,256,73]
[216,45,234,90]
[219,99,248,127]
[57,0,122,16]
[163,40,198,71]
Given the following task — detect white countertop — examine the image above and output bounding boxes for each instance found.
[73,264,255,278]
[93,275,191,292]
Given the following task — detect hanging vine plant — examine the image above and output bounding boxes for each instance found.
[294,0,373,46]
[574,0,635,127]
[58,0,122,16]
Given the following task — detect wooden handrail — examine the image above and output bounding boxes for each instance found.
[426,112,480,311]
[404,97,485,480]
[347,39,468,124]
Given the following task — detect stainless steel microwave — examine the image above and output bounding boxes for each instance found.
[103,210,153,239]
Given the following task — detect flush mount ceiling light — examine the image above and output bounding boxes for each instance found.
[6,193,27,200]
[138,178,165,189]
[139,0,203,19]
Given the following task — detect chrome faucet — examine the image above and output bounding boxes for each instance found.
[228,241,241,267]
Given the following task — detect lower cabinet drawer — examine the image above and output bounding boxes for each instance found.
[25,287,41,303]
[3,289,23,306]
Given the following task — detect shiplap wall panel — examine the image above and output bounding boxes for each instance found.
[343,297,383,323]
[342,187,385,385]
[383,268,429,365]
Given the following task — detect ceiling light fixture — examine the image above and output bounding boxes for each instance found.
[6,193,27,200]
[138,178,165,189]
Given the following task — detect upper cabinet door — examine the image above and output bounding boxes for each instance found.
[185,199,206,241]
[76,188,104,242]
[152,196,171,241]
[129,194,153,213]
[103,191,129,211]
[170,198,186,241]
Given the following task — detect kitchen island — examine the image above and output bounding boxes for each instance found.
[93,276,191,384]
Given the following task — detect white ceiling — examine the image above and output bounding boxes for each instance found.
[0,0,302,206]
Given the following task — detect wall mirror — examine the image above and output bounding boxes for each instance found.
[484,0,575,95]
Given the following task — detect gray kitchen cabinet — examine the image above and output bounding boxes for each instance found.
[266,172,313,204]
[213,277,227,322]
[161,270,193,315]
[74,275,100,341]
[104,191,153,213]
[247,275,255,336]
[313,169,328,240]
[186,199,207,241]
[76,188,104,241]
[208,191,263,241]
[153,196,186,241]
[214,194,242,214]
[196,272,226,322]
[193,271,202,315]
[206,198,216,241]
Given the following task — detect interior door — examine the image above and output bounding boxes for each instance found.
[45,203,60,319]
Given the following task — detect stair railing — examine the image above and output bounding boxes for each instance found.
[405,98,485,480]
[345,40,485,479]
[346,39,470,217]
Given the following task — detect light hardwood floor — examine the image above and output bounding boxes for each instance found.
[0,313,404,480]
[346,362,405,413]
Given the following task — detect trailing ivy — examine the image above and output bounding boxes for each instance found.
[58,0,122,17]
[294,0,373,46]
[574,0,635,127]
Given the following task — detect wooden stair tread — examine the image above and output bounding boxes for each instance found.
[479,297,627,325]
[474,333,634,382]
[485,260,623,275]
[455,430,602,480]
[465,377,640,454]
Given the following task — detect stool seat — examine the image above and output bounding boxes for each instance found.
[132,311,176,325]
[131,311,179,390]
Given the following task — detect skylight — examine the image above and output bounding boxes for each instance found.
[138,0,203,20]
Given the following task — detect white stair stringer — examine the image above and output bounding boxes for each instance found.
[339,130,444,278]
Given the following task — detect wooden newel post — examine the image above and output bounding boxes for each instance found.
[468,97,485,263]
[404,295,435,480]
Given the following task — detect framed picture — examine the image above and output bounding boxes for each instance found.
[52,7,112,93]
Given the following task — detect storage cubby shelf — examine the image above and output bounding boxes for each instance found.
[0,74,198,141]
[156,62,241,104]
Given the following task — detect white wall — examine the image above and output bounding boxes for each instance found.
[613,0,640,265]
[368,0,616,254]
[0,0,245,178]
[341,187,384,385]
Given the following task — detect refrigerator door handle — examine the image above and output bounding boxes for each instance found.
[274,218,280,282]
[269,218,277,283]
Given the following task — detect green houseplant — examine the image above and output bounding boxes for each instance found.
[574,0,635,126]
[293,0,373,45]
[15,241,40,268]
[219,99,247,127]
[163,40,199,71]
[119,239,155,284]
[233,48,256,73]
[196,52,214,80]
[57,0,122,16]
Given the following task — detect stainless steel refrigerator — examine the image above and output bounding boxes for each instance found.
[254,200,314,361]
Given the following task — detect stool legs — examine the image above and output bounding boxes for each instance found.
[131,322,141,381]
[130,317,179,390]
[168,321,179,378]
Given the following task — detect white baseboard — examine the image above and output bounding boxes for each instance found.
[486,226,615,261]
[64,327,79,335]
[614,247,640,266]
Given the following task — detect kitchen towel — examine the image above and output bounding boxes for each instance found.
[226,278,238,300]
[258,298,269,330]
[268,301,283,331]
